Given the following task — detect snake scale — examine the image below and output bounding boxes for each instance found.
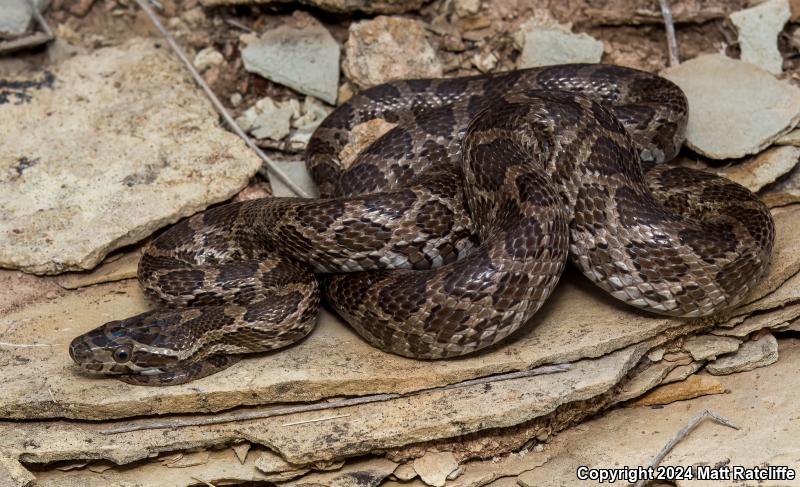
[70,64,775,386]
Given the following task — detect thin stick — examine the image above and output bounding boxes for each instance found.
[0,341,50,348]
[30,0,54,38]
[658,0,680,66]
[224,18,254,33]
[282,413,350,427]
[100,363,569,434]
[134,0,311,198]
[633,409,739,487]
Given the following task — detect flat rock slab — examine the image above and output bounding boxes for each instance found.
[664,54,800,159]
[0,345,643,467]
[730,0,790,74]
[706,332,779,375]
[716,145,800,192]
[242,15,340,105]
[0,270,677,420]
[1,206,798,421]
[0,38,261,274]
[519,339,800,487]
[513,18,604,68]
[683,334,741,361]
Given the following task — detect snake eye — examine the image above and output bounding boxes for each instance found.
[112,346,132,363]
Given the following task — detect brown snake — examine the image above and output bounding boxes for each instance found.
[69,64,775,386]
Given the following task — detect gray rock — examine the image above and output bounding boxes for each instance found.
[288,97,333,148]
[343,16,442,89]
[0,39,261,274]
[512,18,604,69]
[242,16,340,105]
[661,361,703,383]
[664,54,800,159]
[413,452,459,487]
[0,0,47,38]
[730,0,790,74]
[706,333,779,375]
[715,145,800,192]
[193,46,224,72]
[683,334,741,361]
[268,158,319,198]
[236,95,331,152]
[236,97,299,140]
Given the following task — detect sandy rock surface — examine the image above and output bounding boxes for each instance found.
[0,39,261,275]
[343,16,443,89]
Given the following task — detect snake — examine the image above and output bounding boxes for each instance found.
[69,64,775,386]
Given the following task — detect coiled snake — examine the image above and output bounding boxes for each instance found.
[69,64,775,386]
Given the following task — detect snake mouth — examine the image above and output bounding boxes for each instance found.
[70,342,165,376]
[69,322,183,376]
[69,336,132,374]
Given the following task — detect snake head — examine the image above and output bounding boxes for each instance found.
[69,310,186,376]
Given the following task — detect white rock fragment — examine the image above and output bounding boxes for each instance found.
[236,97,299,140]
[0,39,261,275]
[242,15,340,105]
[236,95,331,146]
[290,96,333,146]
[647,347,666,362]
[193,46,224,71]
[343,16,443,88]
[393,462,418,481]
[413,451,459,487]
[664,54,800,159]
[716,145,800,192]
[454,0,480,17]
[472,50,498,72]
[683,334,741,361]
[730,0,790,75]
[706,333,779,375]
[513,18,604,69]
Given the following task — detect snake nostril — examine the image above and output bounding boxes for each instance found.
[68,338,88,363]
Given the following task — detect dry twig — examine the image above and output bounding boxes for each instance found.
[633,409,739,487]
[134,0,311,198]
[100,363,569,434]
[224,18,254,33]
[658,0,680,67]
[30,0,54,38]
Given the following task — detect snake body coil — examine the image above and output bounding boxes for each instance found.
[70,64,775,386]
